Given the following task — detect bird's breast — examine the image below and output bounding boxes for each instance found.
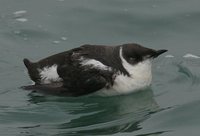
[96,72,152,96]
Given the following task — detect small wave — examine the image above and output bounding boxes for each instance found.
[176,63,200,85]
[61,37,68,41]
[165,55,174,58]
[53,40,61,44]
[13,10,28,22]
[15,18,28,22]
[13,10,27,17]
[183,54,200,59]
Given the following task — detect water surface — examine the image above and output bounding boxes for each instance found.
[0,0,200,135]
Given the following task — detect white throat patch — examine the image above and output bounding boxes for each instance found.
[97,47,153,96]
[119,47,152,79]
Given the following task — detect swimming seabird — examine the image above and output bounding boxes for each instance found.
[23,43,167,96]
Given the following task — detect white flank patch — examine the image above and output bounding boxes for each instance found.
[80,57,111,71]
[183,53,200,59]
[38,65,62,84]
[97,47,152,96]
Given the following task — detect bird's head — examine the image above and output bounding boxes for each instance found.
[121,43,167,65]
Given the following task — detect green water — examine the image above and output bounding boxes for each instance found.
[0,0,200,135]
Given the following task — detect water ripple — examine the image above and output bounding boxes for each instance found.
[14,89,160,135]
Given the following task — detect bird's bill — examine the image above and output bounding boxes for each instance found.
[153,49,168,58]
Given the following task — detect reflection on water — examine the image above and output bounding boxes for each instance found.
[23,89,159,135]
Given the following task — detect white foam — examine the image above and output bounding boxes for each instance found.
[15,18,28,22]
[61,37,68,41]
[13,10,27,16]
[165,55,174,58]
[183,54,200,59]
[13,10,27,22]
[53,41,60,44]
[14,30,21,34]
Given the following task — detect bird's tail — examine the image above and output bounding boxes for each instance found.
[23,58,41,84]
[23,58,32,70]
